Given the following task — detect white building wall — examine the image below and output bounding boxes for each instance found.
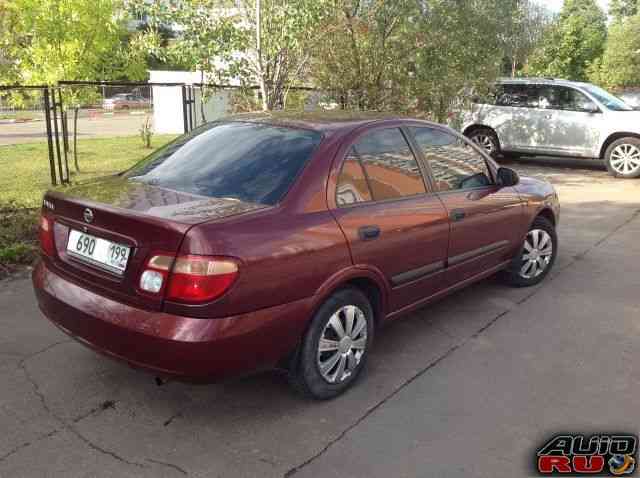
[149,70,232,134]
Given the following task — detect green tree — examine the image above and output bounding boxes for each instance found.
[413,0,510,123]
[502,0,554,77]
[136,0,329,111]
[589,14,640,88]
[609,0,638,21]
[2,0,141,84]
[527,0,607,81]
[310,0,416,111]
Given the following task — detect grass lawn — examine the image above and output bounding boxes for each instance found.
[0,134,177,207]
[0,134,176,278]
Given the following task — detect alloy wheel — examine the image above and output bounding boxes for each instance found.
[519,229,553,279]
[472,134,495,154]
[610,144,640,176]
[316,305,368,384]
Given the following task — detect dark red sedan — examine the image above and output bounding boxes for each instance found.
[33,114,559,399]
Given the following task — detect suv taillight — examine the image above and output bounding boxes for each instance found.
[39,214,55,257]
[139,254,239,303]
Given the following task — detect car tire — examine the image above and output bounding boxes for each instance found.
[288,288,374,400]
[605,137,640,179]
[468,127,500,158]
[501,216,557,287]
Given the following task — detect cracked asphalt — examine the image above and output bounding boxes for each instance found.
[1,156,639,478]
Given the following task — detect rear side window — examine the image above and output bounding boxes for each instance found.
[496,84,539,108]
[410,127,493,192]
[336,149,373,206]
[125,122,322,205]
[350,128,426,201]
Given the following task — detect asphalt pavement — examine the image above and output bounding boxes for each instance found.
[0,158,639,478]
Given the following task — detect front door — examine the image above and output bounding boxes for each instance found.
[535,85,603,157]
[409,126,525,287]
[331,127,450,313]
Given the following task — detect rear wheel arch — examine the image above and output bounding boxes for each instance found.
[279,269,388,372]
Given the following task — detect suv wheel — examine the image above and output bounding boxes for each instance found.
[605,137,640,178]
[289,288,374,400]
[468,128,500,158]
[501,216,557,287]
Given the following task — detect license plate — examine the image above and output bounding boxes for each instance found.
[67,229,130,274]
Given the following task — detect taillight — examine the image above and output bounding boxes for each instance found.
[167,256,239,303]
[39,214,55,257]
[138,254,239,303]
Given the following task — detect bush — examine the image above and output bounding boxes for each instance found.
[0,202,39,279]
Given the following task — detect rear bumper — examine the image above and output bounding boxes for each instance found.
[32,260,312,381]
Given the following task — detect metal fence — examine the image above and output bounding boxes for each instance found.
[1,81,342,188]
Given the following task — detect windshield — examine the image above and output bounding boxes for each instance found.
[581,84,633,111]
[125,121,322,205]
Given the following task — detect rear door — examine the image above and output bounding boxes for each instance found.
[331,126,450,313]
[495,83,547,151]
[409,126,525,287]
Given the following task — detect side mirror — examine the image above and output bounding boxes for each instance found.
[497,167,519,187]
[581,103,600,114]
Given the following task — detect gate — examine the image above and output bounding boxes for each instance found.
[0,85,69,186]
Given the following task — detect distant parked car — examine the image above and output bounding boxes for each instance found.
[33,114,559,399]
[463,78,640,178]
[102,93,150,111]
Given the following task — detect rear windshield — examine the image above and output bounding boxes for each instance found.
[125,121,322,205]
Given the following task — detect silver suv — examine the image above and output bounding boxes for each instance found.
[462,78,640,178]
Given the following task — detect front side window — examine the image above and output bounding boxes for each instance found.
[351,128,427,201]
[538,86,598,112]
[125,121,322,206]
[410,127,493,192]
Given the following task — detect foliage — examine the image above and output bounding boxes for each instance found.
[131,0,247,84]
[527,0,607,81]
[238,0,331,110]
[609,0,638,21]
[589,14,640,88]
[0,135,177,207]
[310,0,416,112]
[0,201,38,278]
[502,0,555,77]
[410,0,514,123]
[1,0,144,85]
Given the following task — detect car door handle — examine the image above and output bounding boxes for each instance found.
[358,225,380,241]
[544,114,553,120]
[450,209,466,222]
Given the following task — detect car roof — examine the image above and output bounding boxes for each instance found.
[221,111,439,133]
[496,77,593,89]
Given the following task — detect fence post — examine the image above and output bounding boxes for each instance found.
[50,88,65,185]
[43,88,57,186]
[182,85,189,134]
[58,88,70,183]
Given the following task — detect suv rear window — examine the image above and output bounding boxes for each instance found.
[125,122,322,205]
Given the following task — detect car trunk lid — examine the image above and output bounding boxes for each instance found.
[43,176,266,310]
